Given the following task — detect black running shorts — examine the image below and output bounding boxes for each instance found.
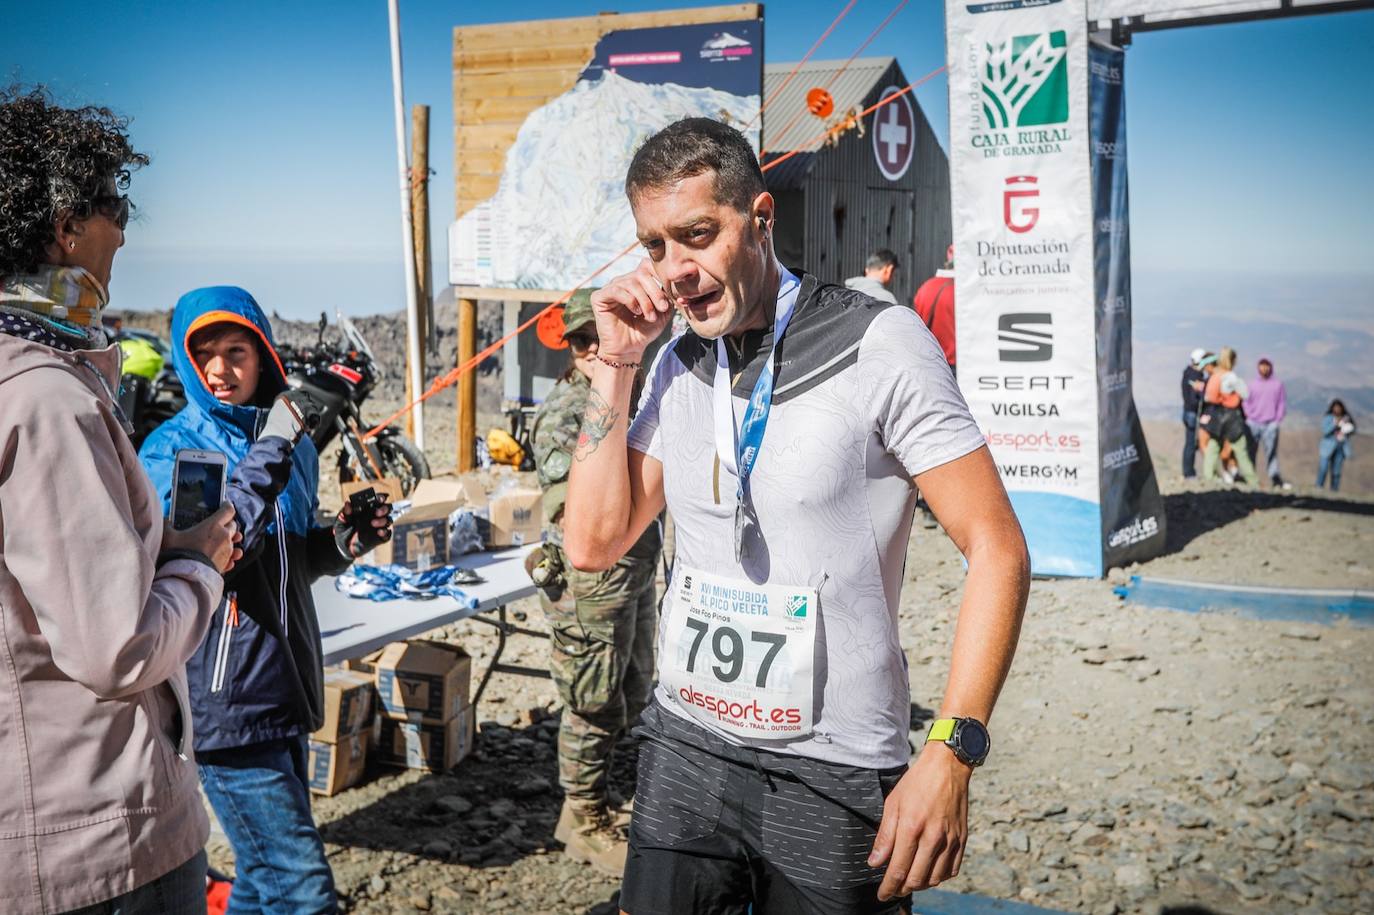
[620,701,912,915]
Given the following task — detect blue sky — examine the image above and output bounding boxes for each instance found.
[9,0,1374,321]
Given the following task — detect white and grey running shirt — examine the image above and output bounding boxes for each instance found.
[628,272,987,769]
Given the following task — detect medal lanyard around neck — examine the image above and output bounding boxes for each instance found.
[712,266,802,503]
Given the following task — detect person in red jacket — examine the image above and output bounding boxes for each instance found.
[914,244,956,372]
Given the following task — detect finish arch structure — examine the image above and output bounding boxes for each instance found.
[944,0,1372,577]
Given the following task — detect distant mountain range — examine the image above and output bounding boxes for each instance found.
[1130,270,1373,426]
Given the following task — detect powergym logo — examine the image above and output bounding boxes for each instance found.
[968,32,1071,159]
[1108,515,1159,548]
[998,313,1053,362]
[784,595,808,619]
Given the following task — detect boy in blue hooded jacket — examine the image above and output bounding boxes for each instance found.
[140,287,391,914]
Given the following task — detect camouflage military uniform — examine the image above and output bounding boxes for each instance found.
[532,370,661,809]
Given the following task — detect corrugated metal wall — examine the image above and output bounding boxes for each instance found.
[772,60,950,308]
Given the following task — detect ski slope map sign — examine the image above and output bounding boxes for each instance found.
[450,20,762,291]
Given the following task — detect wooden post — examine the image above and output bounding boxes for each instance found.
[406,104,432,439]
[458,298,478,472]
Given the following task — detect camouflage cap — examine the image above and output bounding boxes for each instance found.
[561,289,596,340]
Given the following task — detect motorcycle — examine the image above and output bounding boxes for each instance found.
[119,332,187,450]
[278,312,431,496]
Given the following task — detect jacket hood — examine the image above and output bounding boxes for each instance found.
[145,287,318,539]
[171,286,289,437]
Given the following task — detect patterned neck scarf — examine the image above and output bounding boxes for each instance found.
[0,265,109,349]
[0,309,80,352]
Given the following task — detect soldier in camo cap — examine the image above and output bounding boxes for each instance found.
[530,288,661,876]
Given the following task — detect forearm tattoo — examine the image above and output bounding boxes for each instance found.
[575,387,620,460]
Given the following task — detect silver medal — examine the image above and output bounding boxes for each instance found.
[734,499,747,563]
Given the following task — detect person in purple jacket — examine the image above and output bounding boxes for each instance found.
[1246,356,1290,490]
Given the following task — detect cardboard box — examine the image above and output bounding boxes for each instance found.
[375,704,475,772]
[487,486,543,547]
[340,477,405,508]
[374,640,471,724]
[308,732,368,796]
[343,477,453,570]
[410,478,490,558]
[312,668,375,744]
[409,477,475,507]
[341,647,385,675]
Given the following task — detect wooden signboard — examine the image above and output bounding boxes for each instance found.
[452,3,762,301]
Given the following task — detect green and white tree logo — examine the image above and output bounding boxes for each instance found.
[982,32,1069,130]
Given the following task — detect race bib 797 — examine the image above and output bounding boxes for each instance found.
[659,566,817,739]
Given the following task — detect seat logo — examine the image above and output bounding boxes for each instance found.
[998,313,1053,362]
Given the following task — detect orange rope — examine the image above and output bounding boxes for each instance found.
[743,0,856,131]
[764,0,909,155]
[366,63,948,441]
[361,241,638,440]
[764,65,945,175]
[825,0,907,90]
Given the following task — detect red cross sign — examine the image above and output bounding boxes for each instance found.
[872,86,915,182]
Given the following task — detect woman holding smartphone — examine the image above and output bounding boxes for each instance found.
[0,86,241,914]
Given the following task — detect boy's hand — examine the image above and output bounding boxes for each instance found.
[333,495,393,559]
[259,391,323,445]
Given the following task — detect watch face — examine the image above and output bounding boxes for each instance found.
[957,720,990,761]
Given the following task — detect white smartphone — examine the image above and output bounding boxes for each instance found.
[172,449,228,531]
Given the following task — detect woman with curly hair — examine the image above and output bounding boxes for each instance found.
[0,86,241,914]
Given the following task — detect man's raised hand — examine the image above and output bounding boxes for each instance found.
[589,258,673,362]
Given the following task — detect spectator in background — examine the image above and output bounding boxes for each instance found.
[844,248,899,305]
[529,290,661,876]
[1246,356,1290,490]
[1201,346,1259,486]
[1180,348,1208,479]
[1317,399,1355,491]
[1,84,240,915]
[914,243,957,371]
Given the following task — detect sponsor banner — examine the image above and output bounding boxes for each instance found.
[948,0,1103,576]
[1089,40,1167,566]
[449,19,762,290]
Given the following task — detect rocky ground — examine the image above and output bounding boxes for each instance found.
[203,472,1374,915]
[127,307,1373,911]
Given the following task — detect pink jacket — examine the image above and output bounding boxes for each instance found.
[0,332,222,913]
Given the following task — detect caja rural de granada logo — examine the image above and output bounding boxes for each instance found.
[967,31,1071,159]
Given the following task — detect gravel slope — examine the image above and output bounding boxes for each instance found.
[204,475,1373,914]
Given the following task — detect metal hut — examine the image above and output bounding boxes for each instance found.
[761,57,951,306]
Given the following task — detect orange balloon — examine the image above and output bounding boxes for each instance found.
[537,307,569,350]
[807,87,834,118]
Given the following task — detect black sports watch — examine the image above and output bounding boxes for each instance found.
[925,717,991,767]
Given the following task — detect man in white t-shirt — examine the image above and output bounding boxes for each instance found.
[843,248,899,305]
[565,118,1029,914]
